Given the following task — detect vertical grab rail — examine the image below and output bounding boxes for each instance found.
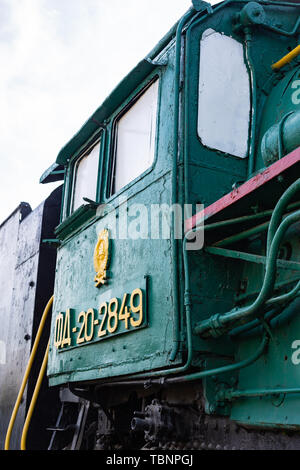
[20,341,50,450]
[4,296,53,450]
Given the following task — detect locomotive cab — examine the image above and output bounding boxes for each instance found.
[48,64,181,384]
[36,0,300,450]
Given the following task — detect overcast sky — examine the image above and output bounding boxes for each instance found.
[0,0,216,223]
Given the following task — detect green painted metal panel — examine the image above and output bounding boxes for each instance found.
[48,178,179,386]
[183,1,300,429]
[230,301,300,429]
[48,41,183,386]
[47,0,300,433]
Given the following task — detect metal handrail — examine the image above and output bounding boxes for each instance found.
[4,296,53,450]
[20,341,50,450]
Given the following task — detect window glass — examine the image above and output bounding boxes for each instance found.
[112,79,159,194]
[198,29,250,158]
[71,140,100,213]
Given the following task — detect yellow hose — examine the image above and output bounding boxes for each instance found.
[272,45,300,70]
[20,341,50,450]
[4,295,53,450]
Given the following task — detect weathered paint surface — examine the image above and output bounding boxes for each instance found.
[0,188,62,450]
[0,203,33,450]
[48,178,177,384]
[46,0,300,433]
[185,147,300,232]
[47,42,180,385]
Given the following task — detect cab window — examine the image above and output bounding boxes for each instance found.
[198,29,250,158]
[110,78,159,195]
[71,139,101,213]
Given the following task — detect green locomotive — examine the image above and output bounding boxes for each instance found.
[6,0,300,450]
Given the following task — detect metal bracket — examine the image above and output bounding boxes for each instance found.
[202,359,238,416]
[42,239,61,247]
[146,57,168,66]
[233,2,266,32]
[192,0,213,14]
[82,197,101,208]
[205,246,300,272]
[46,424,77,432]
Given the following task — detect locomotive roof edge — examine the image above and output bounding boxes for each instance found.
[0,202,32,229]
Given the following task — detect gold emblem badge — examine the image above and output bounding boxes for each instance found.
[93,229,109,287]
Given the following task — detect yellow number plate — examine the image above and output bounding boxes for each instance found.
[53,281,147,351]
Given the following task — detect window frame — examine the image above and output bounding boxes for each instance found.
[106,74,161,201]
[197,29,251,160]
[65,131,104,218]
